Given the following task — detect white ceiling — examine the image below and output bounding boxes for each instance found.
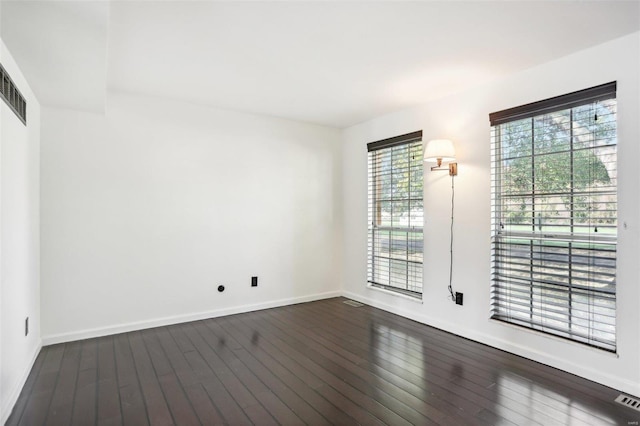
[1,1,109,113]
[2,1,639,128]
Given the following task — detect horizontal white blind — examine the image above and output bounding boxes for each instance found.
[490,83,617,352]
[368,133,423,297]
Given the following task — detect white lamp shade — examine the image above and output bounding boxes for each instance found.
[424,139,456,162]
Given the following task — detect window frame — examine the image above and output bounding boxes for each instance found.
[490,82,618,352]
[367,131,424,298]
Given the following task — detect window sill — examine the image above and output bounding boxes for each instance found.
[489,317,619,358]
[367,284,424,304]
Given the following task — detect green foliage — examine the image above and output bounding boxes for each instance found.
[498,102,616,229]
[373,142,423,222]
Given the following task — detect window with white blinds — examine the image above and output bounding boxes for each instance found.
[367,131,423,297]
[490,82,617,352]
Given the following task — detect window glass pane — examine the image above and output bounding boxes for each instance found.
[534,151,571,195]
[502,157,532,196]
[376,201,392,227]
[533,111,571,154]
[409,200,423,228]
[502,119,532,158]
[390,201,408,227]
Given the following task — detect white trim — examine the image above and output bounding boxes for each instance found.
[367,283,423,303]
[1,339,42,425]
[342,290,640,399]
[488,317,620,358]
[41,291,341,346]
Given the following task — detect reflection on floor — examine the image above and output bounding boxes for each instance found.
[7,297,639,425]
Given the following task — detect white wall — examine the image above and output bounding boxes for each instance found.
[0,39,41,424]
[341,32,640,397]
[41,93,342,343]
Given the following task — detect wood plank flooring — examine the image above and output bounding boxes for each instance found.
[6,297,640,425]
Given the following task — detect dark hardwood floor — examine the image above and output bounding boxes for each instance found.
[6,297,639,425]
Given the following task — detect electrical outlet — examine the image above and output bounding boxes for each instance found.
[25,317,29,336]
[455,292,464,306]
[251,276,258,287]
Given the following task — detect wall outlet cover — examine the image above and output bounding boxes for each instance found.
[455,292,464,306]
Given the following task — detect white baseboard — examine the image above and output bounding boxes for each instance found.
[24,288,640,416]
[42,291,341,346]
[1,339,42,426]
[342,290,640,399]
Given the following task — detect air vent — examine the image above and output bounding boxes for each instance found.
[343,300,363,308]
[615,394,640,412]
[0,63,27,125]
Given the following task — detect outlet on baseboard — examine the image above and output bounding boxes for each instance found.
[25,317,29,336]
[455,292,463,306]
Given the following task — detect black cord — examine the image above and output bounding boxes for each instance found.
[448,174,455,301]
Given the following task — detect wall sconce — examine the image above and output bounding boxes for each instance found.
[424,139,458,176]
[424,138,460,304]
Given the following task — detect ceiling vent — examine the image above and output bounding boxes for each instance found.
[0,63,27,125]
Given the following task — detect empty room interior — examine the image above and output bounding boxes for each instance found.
[1,1,640,425]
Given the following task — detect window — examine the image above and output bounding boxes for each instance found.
[367,131,424,297]
[490,82,617,352]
